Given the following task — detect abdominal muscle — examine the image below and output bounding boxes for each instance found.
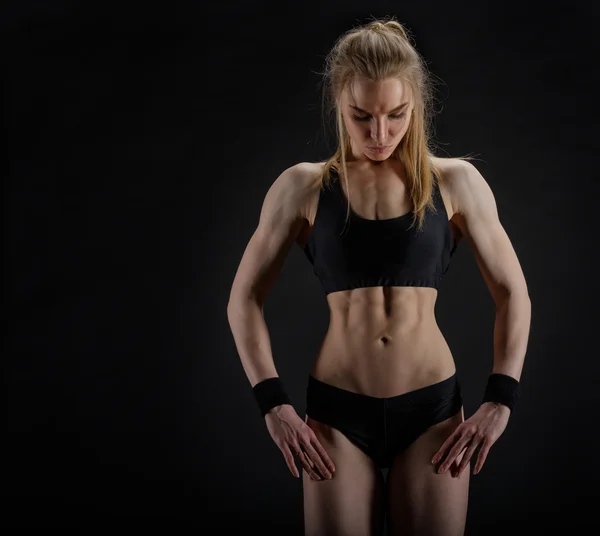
[309,285,456,398]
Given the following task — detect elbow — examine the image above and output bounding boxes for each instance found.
[493,285,531,308]
[227,291,262,320]
[513,285,531,305]
[226,296,242,321]
[228,277,270,319]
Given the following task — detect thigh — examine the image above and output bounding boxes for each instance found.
[386,408,469,536]
[303,416,386,536]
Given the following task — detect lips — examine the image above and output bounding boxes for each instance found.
[368,145,391,153]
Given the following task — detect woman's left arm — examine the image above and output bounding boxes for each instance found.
[432,159,532,477]
[451,159,531,380]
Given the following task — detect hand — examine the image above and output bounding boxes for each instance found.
[431,402,511,477]
[264,404,336,481]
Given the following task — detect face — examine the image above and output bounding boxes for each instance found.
[340,76,414,162]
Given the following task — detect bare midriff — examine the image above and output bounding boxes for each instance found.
[309,285,456,397]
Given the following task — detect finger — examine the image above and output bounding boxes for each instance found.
[301,441,333,479]
[297,450,323,481]
[438,434,471,473]
[282,444,300,478]
[297,445,314,469]
[449,447,466,475]
[309,436,336,474]
[454,438,479,477]
[473,438,493,474]
[450,458,460,477]
[440,434,471,472]
[291,443,319,479]
[431,430,460,465]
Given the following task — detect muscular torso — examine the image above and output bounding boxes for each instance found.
[295,157,463,397]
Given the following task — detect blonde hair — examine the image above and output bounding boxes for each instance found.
[318,17,473,231]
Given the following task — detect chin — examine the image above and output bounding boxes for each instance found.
[365,152,390,162]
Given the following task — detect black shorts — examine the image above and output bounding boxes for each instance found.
[305,373,463,470]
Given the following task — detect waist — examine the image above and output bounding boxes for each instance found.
[311,321,455,398]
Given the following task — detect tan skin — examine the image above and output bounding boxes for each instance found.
[227,76,530,535]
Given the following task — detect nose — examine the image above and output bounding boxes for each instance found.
[370,118,387,144]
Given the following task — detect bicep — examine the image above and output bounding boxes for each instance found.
[228,167,308,306]
[453,162,528,302]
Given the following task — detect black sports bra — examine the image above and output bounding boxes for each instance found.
[302,167,458,295]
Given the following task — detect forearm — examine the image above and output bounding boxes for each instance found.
[491,291,531,381]
[227,297,279,388]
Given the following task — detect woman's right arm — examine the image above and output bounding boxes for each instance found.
[226,163,313,389]
[226,163,336,481]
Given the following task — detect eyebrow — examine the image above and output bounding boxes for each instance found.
[349,102,409,114]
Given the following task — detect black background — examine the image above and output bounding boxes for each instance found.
[4,0,600,533]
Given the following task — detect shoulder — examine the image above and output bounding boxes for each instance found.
[266,161,325,221]
[273,161,324,191]
[432,157,496,221]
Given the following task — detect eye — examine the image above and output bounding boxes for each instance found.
[352,112,406,122]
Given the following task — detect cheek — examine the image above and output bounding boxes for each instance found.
[392,122,408,138]
[346,121,369,140]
